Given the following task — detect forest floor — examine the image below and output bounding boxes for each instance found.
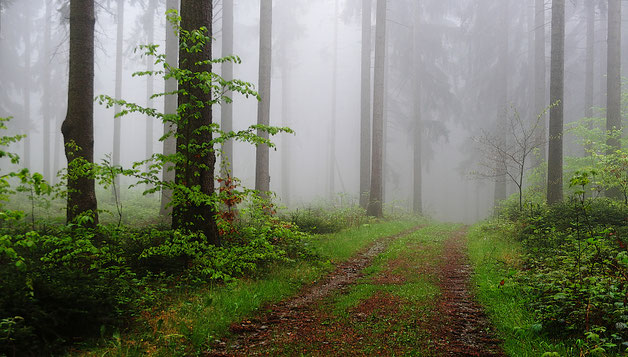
[207,223,505,356]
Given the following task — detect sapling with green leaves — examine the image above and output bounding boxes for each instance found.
[97,11,292,244]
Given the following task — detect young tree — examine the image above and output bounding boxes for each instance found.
[61,0,98,225]
[172,0,218,243]
[367,0,386,218]
[359,0,371,209]
[159,0,179,218]
[547,0,565,204]
[255,0,272,194]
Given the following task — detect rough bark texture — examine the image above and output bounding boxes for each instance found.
[159,0,179,219]
[255,0,272,194]
[220,0,234,177]
[534,0,547,165]
[547,0,565,204]
[412,3,422,215]
[61,0,98,225]
[366,0,386,218]
[359,0,371,210]
[606,0,622,199]
[172,0,219,245]
[113,0,124,194]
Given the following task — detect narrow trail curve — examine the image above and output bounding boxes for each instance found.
[431,227,505,357]
[206,225,424,356]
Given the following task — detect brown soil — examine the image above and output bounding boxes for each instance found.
[429,228,505,356]
[207,226,505,356]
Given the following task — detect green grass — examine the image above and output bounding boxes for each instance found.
[467,221,578,356]
[77,219,423,356]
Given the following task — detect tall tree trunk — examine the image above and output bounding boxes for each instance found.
[113,0,124,195]
[584,0,595,121]
[412,2,422,215]
[534,0,547,165]
[145,0,155,177]
[255,0,272,195]
[359,0,371,209]
[494,0,509,208]
[607,0,622,198]
[159,0,179,218]
[547,0,565,204]
[328,0,338,202]
[281,52,291,206]
[598,3,608,110]
[61,0,98,225]
[220,0,234,177]
[172,0,218,244]
[22,12,31,171]
[366,0,386,218]
[42,0,52,180]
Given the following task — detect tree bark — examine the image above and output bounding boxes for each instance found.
[22,9,31,171]
[606,0,622,199]
[255,0,272,195]
[42,0,52,180]
[145,0,155,177]
[534,0,547,165]
[113,0,124,195]
[359,0,371,209]
[328,0,338,201]
[172,0,218,244]
[281,51,291,206]
[220,0,234,177]
[547,0,565,204]
[61,0,98,225]
[366,0,386,218]
[159,0,179,218]
[584,0,595,120]
[412,1,422,215]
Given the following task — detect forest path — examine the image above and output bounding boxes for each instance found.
[208,224,504,356]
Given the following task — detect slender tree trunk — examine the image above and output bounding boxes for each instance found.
[328,0,338,202]
[43,0,52,180]
[220,0,234,177]
[547,0,565,204]
[281,53,291,206]
[584,0,595,121]
[412,2,422,215]
[145,0,155,177]
[494,0,509,208]
[61,0,98,225]
[607,0,622,199]
[172,0,218,244]
[113,0,124,195]
[598,3,608,110]
[159,0,179,218]
[359,0,371,209]
[534,0,547,165]
[366,0,386,218]
[22,12,31,171]
[255,0,272,195]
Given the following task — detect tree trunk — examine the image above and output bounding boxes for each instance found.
[412,2,422,215]
[366,0,386,218]
[172,0,218,244]
[61,0,98,225]
[547,0,565,204]
[145,0,155,178]
[113,0,124,195]
[220,0,234,177]
[22,11,31,171]
[494,0,509,208]
[534,0,547,165]
[584,0,595,121]
[606,0,622,199]
[598,3,608,110]
[359,0,371,209]
[281,52,291,206]
[255,0,272,195]
[328,0,338,202]
[159,0,179,218]
[42,0,52,180]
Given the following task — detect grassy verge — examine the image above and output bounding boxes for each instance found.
[467,221,577,356]
[77,219,422,356]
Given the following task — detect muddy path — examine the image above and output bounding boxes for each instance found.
[208,224,504,356]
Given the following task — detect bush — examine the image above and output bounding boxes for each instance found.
[287,206,369,234]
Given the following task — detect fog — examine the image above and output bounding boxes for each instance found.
[0,0,623,223]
